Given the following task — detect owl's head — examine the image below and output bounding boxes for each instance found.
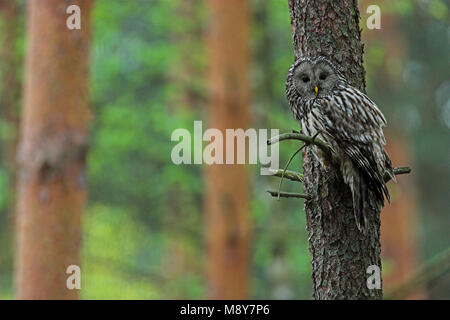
[287,56,343,101]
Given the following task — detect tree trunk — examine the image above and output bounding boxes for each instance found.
[205,0,251,299]
[16,0,93,299]
[381,134,423,299]
[288,0,382,299]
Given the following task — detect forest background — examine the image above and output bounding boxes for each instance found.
[0,0,448,299]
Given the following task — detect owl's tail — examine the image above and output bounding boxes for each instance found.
[349,168,385,234]
[350,169,368,233]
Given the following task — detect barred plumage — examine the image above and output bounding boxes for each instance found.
[286,56,395,233]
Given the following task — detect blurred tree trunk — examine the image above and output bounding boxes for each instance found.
[205,0,251,299]
[16,0,93,299]
[288,0,382,299]
[381,134,423,299]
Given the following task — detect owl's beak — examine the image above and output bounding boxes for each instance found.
[314,86,319,94]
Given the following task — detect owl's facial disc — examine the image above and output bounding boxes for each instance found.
[313,61,338,97]
[292,61,318,100]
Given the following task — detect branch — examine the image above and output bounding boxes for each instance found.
[266,190,310,200]
[268,168,303,182]
[267,166,411,201]
[269,167,409,184]
[267,132,332,159]
[268,132,411,183]
[386,166,411,182]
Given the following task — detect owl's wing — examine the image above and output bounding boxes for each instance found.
[313,85,388,187]
[318,86,386,144]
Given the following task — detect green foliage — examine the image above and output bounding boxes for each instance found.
[85,0,205,298]
[84,0,450,299]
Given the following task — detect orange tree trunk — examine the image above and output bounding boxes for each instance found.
[16,0,93,299]
[205,0,251,299]
[381,134,423,299]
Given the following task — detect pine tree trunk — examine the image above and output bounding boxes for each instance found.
[16,0,93,299]
[288,0,383,299]
[205,0,251,299]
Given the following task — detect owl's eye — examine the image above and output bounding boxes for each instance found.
[301,76,310,83]
[319,72,328,80]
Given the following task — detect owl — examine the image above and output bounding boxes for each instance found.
[285,56,396,233]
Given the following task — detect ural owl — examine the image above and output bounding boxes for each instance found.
[285,56,396,233]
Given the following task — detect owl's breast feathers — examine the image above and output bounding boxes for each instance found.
[304,85,395,206]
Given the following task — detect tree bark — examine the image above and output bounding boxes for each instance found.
[288,0,382,299]
[205,0,251,299]
[16,0,93,299]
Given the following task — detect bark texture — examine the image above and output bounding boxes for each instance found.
[205,0,250,299]
[16,0,93,299]
[288,0,382,299]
